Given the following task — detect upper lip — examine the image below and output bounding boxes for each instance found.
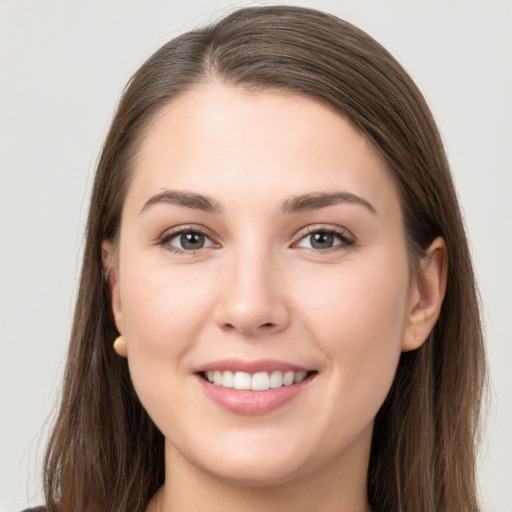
[196,358,313,374]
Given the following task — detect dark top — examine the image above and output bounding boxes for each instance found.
[20,508,44,512]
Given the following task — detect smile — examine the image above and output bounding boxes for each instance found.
[196,360,317,415]
[203,370,310,390]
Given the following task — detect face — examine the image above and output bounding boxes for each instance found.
[108,84,419,487]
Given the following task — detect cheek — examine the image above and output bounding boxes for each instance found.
[118,260,220,433]
[121,259,213,342]
[297,260,409,407]
[118,259,217,393]
[289,263,409,463]
[300,262,408,344]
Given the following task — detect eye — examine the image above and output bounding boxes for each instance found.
[161,229,217,253]
[295,228,354,250]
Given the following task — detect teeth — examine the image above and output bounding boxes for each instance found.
[233,371,252,390]
[252,372,270,391]
[269,371,283,388]
[205,370,309,390]
[283,371,295,386]
[294,371,307,383]
[222,370,234,388]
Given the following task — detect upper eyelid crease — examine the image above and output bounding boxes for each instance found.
[295,227,354,245]
[158,224,353,243]
[295,223,354,238]
[159,225,216,241]
[159,226,353,252]
[159,228,217,254]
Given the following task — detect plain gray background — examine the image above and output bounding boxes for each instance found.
[1,1,511,511]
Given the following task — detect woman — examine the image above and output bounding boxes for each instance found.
[28,5,485,512]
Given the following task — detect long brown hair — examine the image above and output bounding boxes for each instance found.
[43,6,486,512]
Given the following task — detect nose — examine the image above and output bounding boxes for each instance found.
[214,248,290,336]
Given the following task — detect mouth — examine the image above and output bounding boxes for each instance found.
[195,359,318,414]
[200,369,316,391]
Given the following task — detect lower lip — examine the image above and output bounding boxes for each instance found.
[196,374,315,415]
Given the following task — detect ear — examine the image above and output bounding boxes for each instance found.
[402,237,448,352]
[102,240,126,355]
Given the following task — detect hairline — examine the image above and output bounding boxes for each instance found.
[106,77,424,276]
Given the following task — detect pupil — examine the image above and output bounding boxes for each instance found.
[311,232,333,249]
[181,232,204,250]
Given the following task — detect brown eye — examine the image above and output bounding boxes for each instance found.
[163,230,216,253]
[310,232,334,249]
[295,229,354,251]
[180,232,205,250]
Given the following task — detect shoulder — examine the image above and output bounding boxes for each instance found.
[20,508,45,512]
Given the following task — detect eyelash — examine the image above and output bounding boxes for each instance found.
[158,224,355,255]
[292,225,355,253]
[158,225,217,255]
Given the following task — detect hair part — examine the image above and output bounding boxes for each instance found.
[44,6,486,512]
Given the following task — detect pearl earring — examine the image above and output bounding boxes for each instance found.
[113,335,127,356]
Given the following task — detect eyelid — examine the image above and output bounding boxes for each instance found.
[158,224,220,253]
[156,223,354,254]
[291,224,355,250]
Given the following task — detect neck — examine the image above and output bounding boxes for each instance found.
[148,425,372,512]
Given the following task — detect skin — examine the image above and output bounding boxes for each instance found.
[104,84,447,512]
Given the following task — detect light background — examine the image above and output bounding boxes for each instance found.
[0,1,510,511]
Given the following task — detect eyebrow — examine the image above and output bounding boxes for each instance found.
[141,189,376,216]
[141,190,223,214]
[281,192,377,215]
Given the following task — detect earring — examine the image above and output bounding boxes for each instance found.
[113,335,128,357]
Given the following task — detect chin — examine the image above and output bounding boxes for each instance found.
[180,431,326,488]
[199,455,311,488]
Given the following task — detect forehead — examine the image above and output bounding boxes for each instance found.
[127,84,400,217]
